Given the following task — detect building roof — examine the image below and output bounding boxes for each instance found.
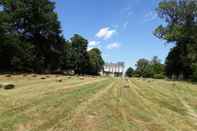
[103,62,125,73]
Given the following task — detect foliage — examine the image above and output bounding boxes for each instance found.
[125,67,134,77]
[0,0,64,72]
[134,57,165,78]
[153,74,165,79]
[87,48,104,75]
[135,58,150,77]
[0,1,105,75]
[165,46,192,79]
[61,41,74,70]
[70,34,89,74]
[155,0,197,80]
[191,64,197,82]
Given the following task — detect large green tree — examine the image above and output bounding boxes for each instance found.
[0,0,106,76]
[134,57,165,78]
[155,0,197,79]
[61,40,74,70]
[135,58,150,77]
[0,0,64,72]
[125,67,134,77]
[70,34,89,74]
[88,48,104,75]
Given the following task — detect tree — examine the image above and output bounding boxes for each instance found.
[70,34,89,74]
[87,48,104,75]
[191,64,197,82]
[134,57,165,78]
[154,0,197,79]
[126,67,134,77]
[0,0,106,76]
[61,40,74,70]
[0,0,65,72]
[165,46,192,79]
[135,58,150,77]
[151,56,165,75]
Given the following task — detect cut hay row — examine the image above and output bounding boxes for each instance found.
[60,79,129,131]
[128,79,197,130]
[0,75,76,88]
[55,78,197,131]
[0,76,112,131]
[0,78,109,113]
[0,76,99,97]
[1,75,197,131]
[15,79,113,131]
[62,82,116,130]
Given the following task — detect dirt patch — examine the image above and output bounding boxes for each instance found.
[73,114,98,131]
[16,123,32,131]
[6,74,12,77]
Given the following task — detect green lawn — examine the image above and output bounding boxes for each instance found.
[0,75,197,131]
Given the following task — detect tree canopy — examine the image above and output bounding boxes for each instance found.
[87,48,104,75]
[0,0,104,75]
[125,67,134,77]
[134,57,165,79]
[155,0,197,80]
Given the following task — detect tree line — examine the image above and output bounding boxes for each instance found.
[126,0,197,81]
[126,56,165,79]
[0,0,104,75]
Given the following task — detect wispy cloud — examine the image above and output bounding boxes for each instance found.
[119,5,133,31]
[88,40,101,51]
[144,11,157,22]
[107,42,121,50]
[120,6,134,18]
[89,41,100,46]
[123,21,129,29]
[96,27,116,40]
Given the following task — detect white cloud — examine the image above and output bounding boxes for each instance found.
[89,41,100,46]
[144,11,157,22]
[107,42,121,50]
[88,41,101,51]
[87,47,94,51]
[96,27,116,40]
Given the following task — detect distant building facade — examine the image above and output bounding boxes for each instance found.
[102,62,125,77]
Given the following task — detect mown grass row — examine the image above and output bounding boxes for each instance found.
[59,78,197,131]
[0,75,112,131]
[1,76,197,131]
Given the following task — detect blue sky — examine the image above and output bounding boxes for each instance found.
[54,0,173,68]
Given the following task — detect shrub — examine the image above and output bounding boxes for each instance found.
[132,73,140,77]
[153,74,165,79]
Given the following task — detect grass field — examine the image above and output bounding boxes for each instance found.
[0,74,197,131]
